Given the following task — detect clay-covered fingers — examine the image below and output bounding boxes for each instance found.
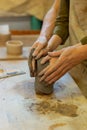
[39,65,50,77]
[39,56,65,82]
[48,49,63,57]
[35,48,49,60]
[39,66,50,82]
[48,65,70,84]
[32,41,38,48]
[45,61,70,83]
[42,61,61,77]
[39,63,58,81]
[41,55,51,64]
[32,42,47,57]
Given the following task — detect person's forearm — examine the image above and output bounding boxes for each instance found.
[47,34,62,51]
[39,0,60,42]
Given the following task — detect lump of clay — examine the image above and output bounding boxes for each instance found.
[28,48,36,77]
[28,49,53,95]
[35,57,53,95]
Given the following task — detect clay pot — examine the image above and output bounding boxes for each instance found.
[6,40,23,55]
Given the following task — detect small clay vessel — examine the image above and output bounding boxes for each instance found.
[6,40,23,55]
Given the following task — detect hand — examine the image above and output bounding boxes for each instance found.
[30,34,62,76]
[31,34,62,60]
[29,47,49,77]
[31,36,49,59]
[29,36,49,76]
[39,44,85,84]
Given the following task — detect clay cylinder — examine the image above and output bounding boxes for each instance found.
[28,48,53,95]
[6,40,23,55]
[35,57,53,95]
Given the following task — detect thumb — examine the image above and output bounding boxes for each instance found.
[48,50,63,57]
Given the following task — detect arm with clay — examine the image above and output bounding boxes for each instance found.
[29,0,61,76]
[32,0,60,59]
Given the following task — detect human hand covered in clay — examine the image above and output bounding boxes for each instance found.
[29,36,49,77]
[39,44,86,84]
[29,35,62,77]
[31,36,49,59]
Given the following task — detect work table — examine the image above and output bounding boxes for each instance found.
[0,59,87,130]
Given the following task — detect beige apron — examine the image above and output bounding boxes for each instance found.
[69,0,87,97]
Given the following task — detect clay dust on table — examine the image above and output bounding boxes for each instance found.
[27,100,78,117]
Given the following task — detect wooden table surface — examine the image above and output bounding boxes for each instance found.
[0,60,87,130]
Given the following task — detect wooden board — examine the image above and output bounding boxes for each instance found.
[0,47,30,60]
[0,60,87,130]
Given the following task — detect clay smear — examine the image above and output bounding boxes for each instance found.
[28,100,78,117]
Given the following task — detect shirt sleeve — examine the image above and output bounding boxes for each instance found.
[53,0,69,44]
[80,36,87,45]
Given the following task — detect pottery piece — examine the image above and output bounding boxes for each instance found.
[6,40,23,55]
[29,49,53,95]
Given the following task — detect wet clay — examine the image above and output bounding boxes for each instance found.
[27,100,78,117]
[28,49,53,95]
[28,49,36,77]
[35,57,53,95]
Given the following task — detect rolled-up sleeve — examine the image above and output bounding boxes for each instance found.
[53,0,69,44]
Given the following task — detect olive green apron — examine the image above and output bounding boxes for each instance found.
[69,0,87,97]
